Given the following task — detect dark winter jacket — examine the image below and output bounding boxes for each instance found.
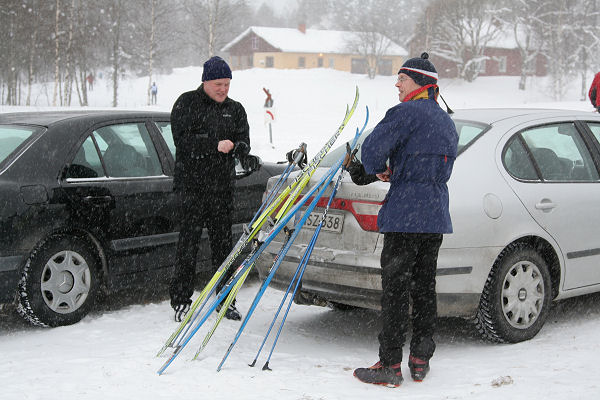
[171,84,250,193]
[589,72,600,110]
[361,86,458,234]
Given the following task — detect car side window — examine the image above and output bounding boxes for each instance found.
[504,137,539,181]
[95,123,162,177]
[153,122,176,160]
[520,123,599,182]
[65,136,105,178]
[455,121,488,154]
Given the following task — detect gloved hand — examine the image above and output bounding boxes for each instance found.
[347,158,378,186]
[233,141,250,157]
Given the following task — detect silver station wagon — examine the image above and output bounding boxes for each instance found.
[257,108,600,343]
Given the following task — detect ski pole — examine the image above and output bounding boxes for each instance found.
[217,107,369,371]
[262,167,346,370]
[258,143,352,369]
[158,158,343,374]
[248,226,315,368]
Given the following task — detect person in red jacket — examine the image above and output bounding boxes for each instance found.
[588,72,600,112]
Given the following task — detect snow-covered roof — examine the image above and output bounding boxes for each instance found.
[222,26,408,56]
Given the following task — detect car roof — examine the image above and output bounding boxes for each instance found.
[450,108,598,125]
[0,110,170,126]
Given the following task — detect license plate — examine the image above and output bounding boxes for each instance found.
[304,211,344,233]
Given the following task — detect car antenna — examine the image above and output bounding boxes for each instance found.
[439,93,454,114]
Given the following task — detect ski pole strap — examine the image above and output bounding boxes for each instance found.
[342,143,359,170]
[286,142,308,167]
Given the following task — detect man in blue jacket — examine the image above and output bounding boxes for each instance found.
[352,53,458,387]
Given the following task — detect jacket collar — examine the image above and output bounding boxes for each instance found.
[404,84,439,103]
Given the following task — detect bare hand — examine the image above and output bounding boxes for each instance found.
[217,140,235,153]
[376,170,391,182]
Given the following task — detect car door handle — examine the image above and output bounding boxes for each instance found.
[535,199,556,211]
[82,195,112,203]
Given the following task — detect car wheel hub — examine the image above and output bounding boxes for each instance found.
[501,261,544,330]
[57,271,75,294]
[40,250,91,314]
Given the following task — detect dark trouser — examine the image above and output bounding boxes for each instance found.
[169,190,233,306]
[378,232,443,366]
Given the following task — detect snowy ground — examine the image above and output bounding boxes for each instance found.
[2,276,600,400]
[1,68,600,399]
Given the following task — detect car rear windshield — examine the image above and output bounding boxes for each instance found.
[0,125,43,165]
[320,119,488,167]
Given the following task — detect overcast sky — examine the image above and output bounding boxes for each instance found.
[249,0,298,14]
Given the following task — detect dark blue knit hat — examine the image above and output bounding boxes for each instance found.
[398,52,438,86]
[202,56,232,82]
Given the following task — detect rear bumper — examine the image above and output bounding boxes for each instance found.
[0,255,24,303]
[255,244,499,318]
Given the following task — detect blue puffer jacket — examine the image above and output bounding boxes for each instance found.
[362,94,458,234]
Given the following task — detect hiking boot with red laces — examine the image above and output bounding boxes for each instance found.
[408,355,430,381]
[353,361,404,388]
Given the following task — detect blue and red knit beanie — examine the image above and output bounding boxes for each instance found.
[398,52,438,86]
[202,56,232,82]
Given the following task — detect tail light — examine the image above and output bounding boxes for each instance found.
[327,198,382,232]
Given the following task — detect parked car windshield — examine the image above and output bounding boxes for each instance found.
[0,125,43,165]
[319,119,489,167]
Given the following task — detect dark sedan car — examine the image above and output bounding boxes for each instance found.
[0,111,284,327]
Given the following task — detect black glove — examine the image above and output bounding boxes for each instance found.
[233,141,250,157]
[240,154,261,172]
[347,159,379,186]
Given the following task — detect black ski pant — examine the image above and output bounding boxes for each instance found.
[378,232,443,366]
[169,190,234,307]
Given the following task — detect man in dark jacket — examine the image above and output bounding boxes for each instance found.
[170,56,250,322]
[352,53,458,387]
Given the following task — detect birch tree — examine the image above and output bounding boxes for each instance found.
[52,0,61,106]
[498,0,548,90]
[183,0,252,61]
[333,0,417,78]
[422,0,503,82]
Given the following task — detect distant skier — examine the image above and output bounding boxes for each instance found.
[589,72,600,112]
[151,82,158,105]
[169,56,250,323]
[87,74,94,91]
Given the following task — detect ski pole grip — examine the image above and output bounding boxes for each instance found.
[292,145,306,164]
[342,142,353,169]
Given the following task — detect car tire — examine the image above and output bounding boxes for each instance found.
[475,243,552,343]
[17,235,99,327]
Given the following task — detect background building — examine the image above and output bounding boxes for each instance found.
[222,25,408,76]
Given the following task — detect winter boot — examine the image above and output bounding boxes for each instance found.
[172,302,191,322]
[353,361,403,388]
[408,355,430,381]
[217,301,242,321]
[224,303,242,321]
